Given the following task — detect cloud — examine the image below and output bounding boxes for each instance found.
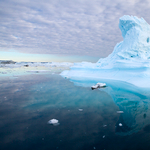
[0,0,150,57]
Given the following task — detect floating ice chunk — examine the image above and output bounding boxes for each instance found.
[48,119,58,124]
[103,125,107,127]
[119,123,123,126]
[96,83,106,88]
[103,135,105,138]
[78,109,83,111]
[48,119,59,126]
[117,111,124,114]
[91,83,106,90]
[91,84,99,90]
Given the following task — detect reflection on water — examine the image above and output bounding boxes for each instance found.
[70,77,150,136]
[1,74,150,150]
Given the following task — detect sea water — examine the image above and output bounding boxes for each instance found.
[0,73,150,150]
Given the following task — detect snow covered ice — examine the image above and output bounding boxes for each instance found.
[61,15,150,88]
[91,83,106,90]
[0,61,73,77]
[0,61,73,68]
[48,119,59,126]
[119,123,123,127]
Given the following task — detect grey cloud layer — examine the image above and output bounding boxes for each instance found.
[0,0,150,57]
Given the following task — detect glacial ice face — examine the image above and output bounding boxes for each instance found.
[61,15,150,88]
[97,15,150,68]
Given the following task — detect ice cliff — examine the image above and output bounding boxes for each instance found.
[61,15,150,88]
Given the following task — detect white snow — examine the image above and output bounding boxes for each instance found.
[61,15,150,88]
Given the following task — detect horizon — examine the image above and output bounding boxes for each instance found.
[0,50,99,63]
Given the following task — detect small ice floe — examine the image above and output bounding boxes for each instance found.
[91,83,106,90]
[119,123,123,126]
[103,125,107,127]
[103,135,105,138]
[48,119,59,126]
[117,111,124,114]
[78,109,83,111]
[91,85,99,90]
[93,147,96,149]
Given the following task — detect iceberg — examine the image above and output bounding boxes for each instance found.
[61,15,150,88]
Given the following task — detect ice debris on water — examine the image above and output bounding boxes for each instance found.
[91,83,106,90]
[103,135,105,138]
[117,111,124,114]
[103,125,107,127]
[119,123,123,126]
[48,119,59,126]
[78,109,83,111]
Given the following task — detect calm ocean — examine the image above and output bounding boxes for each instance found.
[0,73,150,150]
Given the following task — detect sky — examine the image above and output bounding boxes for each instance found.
[1,0,150,62]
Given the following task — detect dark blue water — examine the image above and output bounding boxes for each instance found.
[0,74,150,150]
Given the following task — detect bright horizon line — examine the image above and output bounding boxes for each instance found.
[0,51,100,63]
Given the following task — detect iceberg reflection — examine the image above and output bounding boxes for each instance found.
[69,77,150,136]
